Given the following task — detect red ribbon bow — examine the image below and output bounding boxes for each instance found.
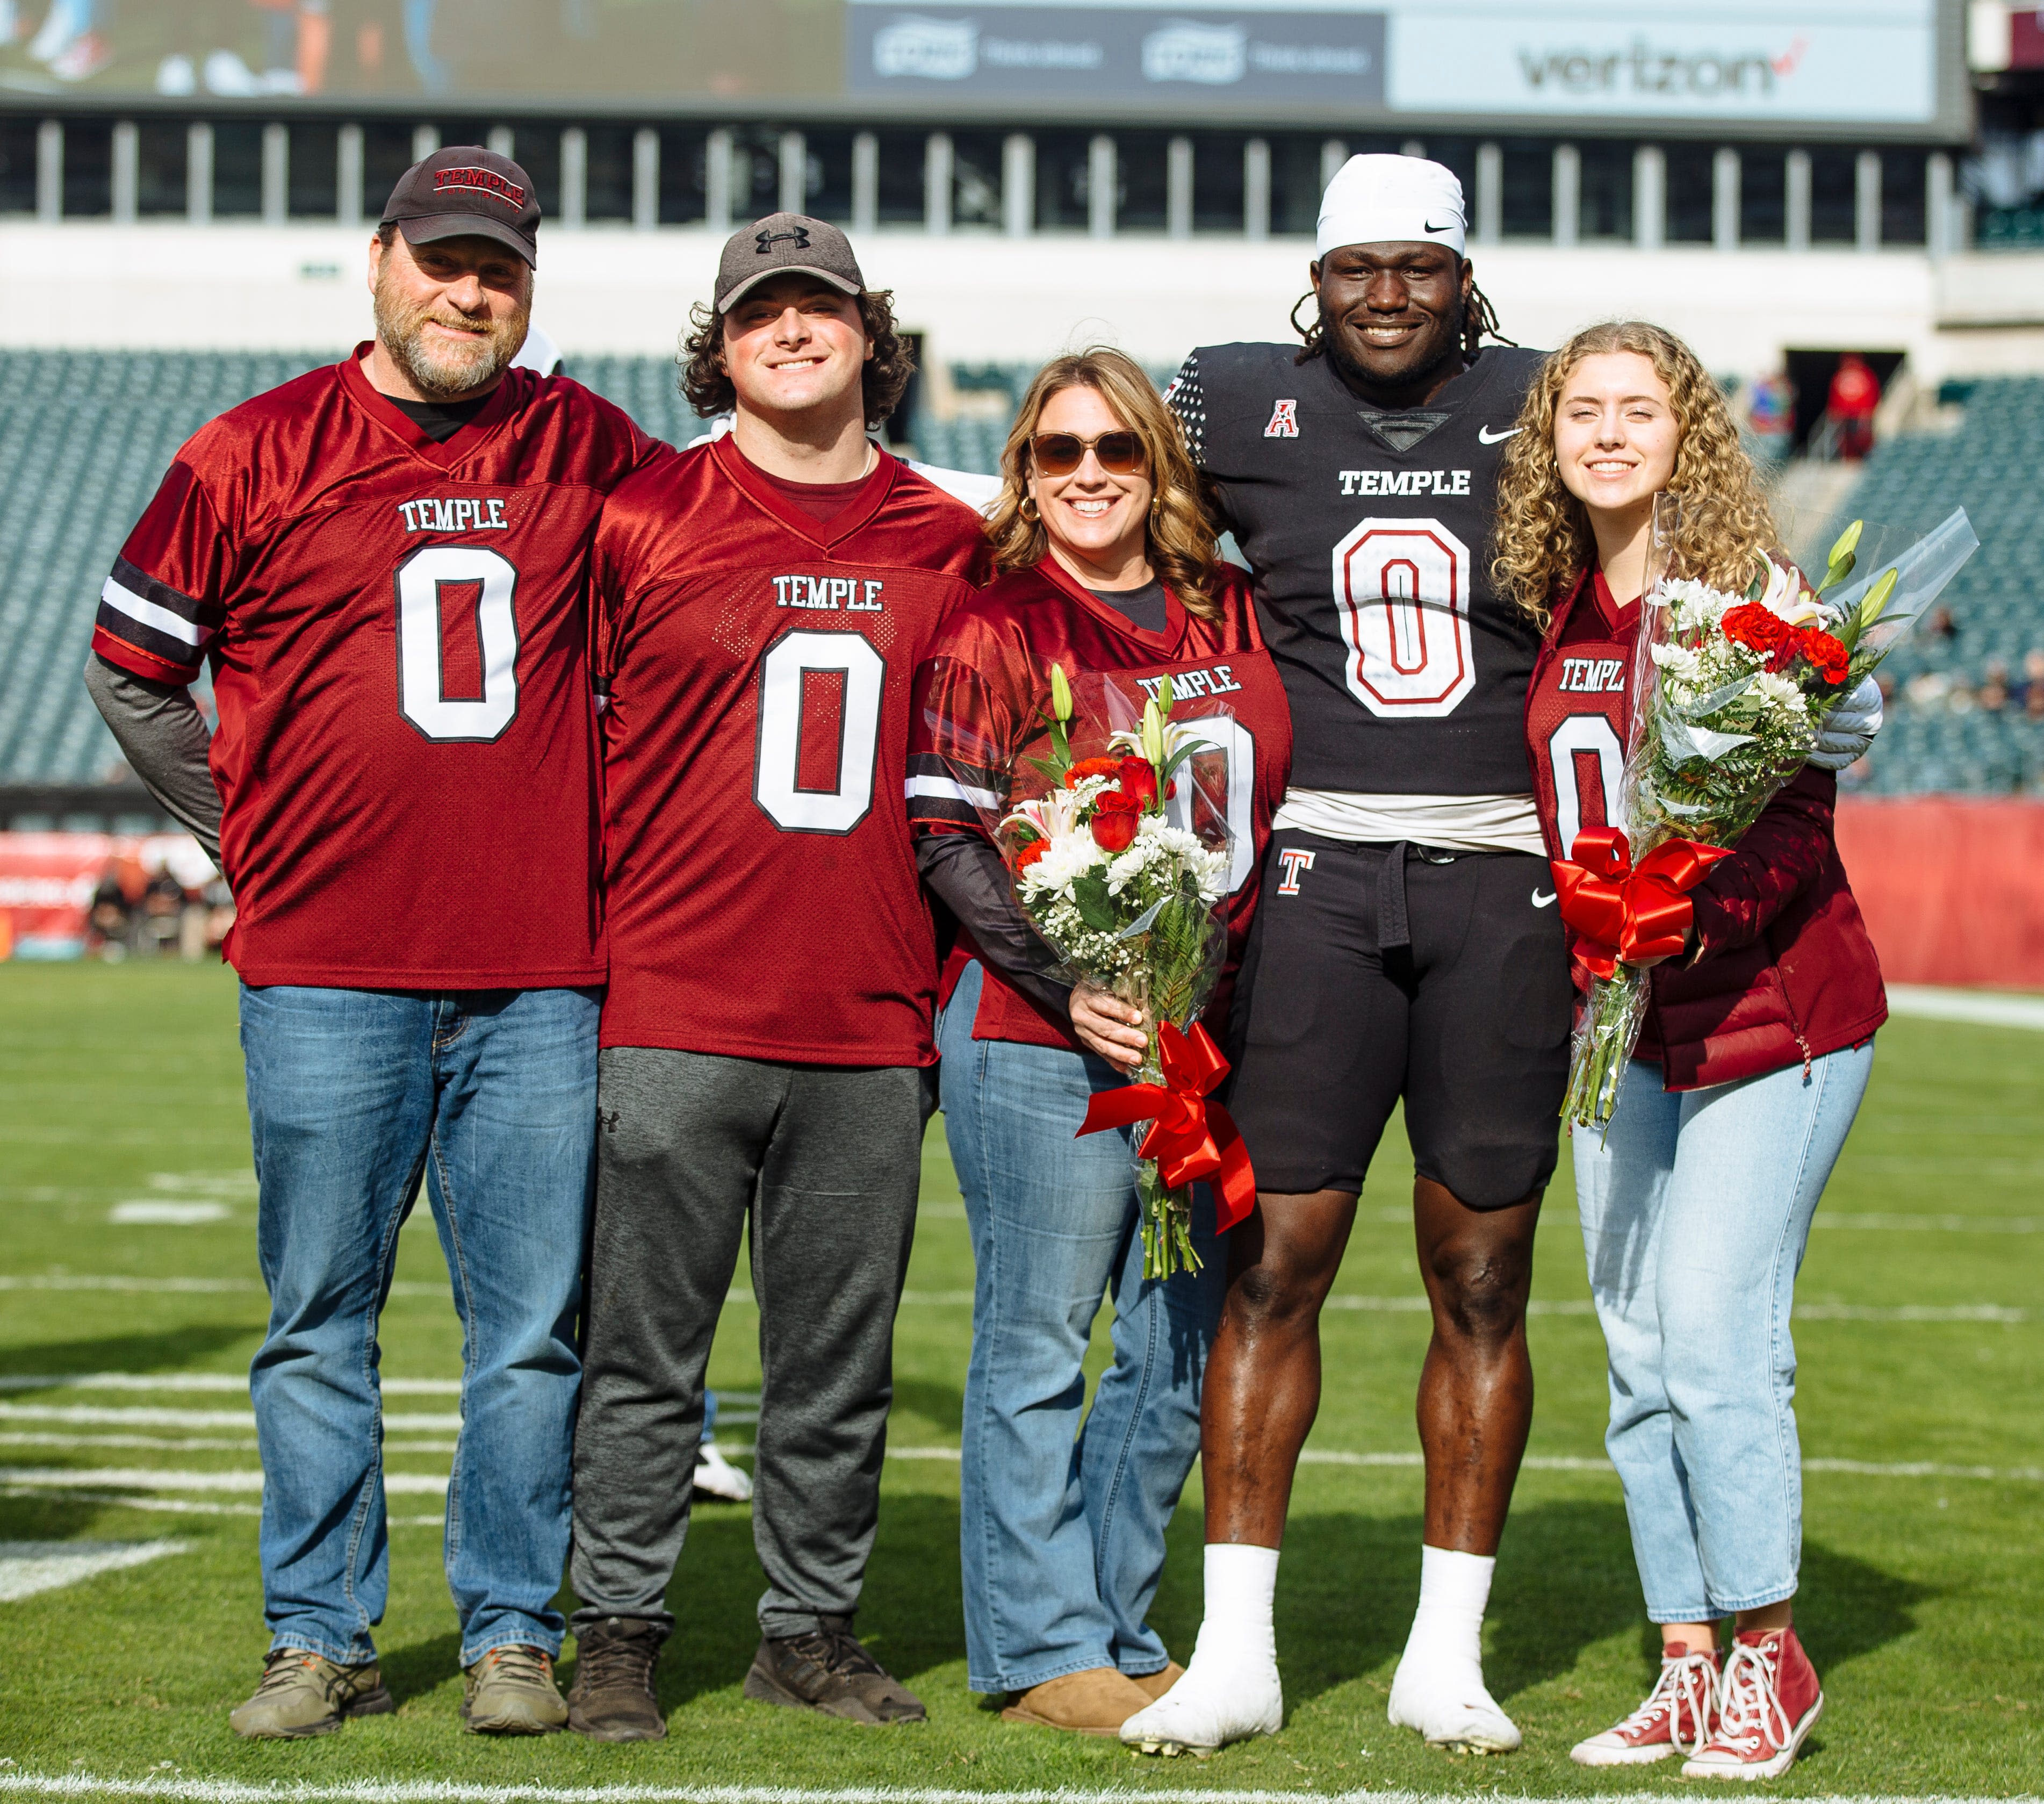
[1076,1020,1257,1232]
[1551,826,1732,980]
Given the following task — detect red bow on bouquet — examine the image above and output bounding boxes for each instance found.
[1551,826,1732,979]
[1077,1020,1257,1232]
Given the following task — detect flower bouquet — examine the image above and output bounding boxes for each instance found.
[1558,497,1979,1129]
[999,665,1253,1277]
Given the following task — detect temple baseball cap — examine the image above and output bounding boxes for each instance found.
[716,212,863,312]
[382,146,541,267]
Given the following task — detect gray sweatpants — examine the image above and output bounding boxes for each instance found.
[568,1046,927,1639]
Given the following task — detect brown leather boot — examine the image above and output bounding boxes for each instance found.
[1132,1661,1185,1702]
[1002,1667,1153,1736]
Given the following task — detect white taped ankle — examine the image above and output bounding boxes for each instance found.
[1406,1544,1494,1663]
[1197,1542,1279,1663]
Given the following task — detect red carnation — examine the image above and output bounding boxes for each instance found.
[1066,756,1122,787]
[1721,602,1791,657]
[1090,792,1141,852]
[1014,838,1049,871]
[1115,755,1160,808]
[1800,627,1850,684]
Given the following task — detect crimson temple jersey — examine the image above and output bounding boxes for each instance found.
[594,438,989,1065]
[1167,342,1546,796]
[91,350,660,988]
[1524,570,1636,867]
[906,558,1293,1050]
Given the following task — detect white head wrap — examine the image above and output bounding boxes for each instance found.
[1316,154,1467,258]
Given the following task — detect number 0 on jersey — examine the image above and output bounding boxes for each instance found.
[1330,516,1475,719]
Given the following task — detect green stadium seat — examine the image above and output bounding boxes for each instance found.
[0,350,717,786]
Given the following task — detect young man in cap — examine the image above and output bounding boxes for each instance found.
[563,214,987,1740]
[86,146,664,1739]
[1122,156,1881,1760]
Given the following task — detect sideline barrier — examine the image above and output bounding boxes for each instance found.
[1834,796,2044,989]
[0,831,212,958]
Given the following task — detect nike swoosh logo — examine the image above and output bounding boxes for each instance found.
[1424,218,1460,234]
[1531,888,1557,908]
[1478,425,1521,444]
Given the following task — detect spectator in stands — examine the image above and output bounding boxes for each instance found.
[2030,680,2044,723]
[1744,371,1795,464]
[1827,354,1880,461]
[2017,649,2044,709]
[1927,605,1959,644]
[1977,659,2011,714]
[88,866,131,957]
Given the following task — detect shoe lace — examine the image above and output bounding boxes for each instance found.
[1715,1640,1791,1753]
[1621,1651,1717,1756]
[579,1633,656,1694]
[483,1644,554,1687]
[253,1650,326,1698]
[789,1624,883,1680]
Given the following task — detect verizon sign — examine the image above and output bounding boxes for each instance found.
[1391,4,1939,124]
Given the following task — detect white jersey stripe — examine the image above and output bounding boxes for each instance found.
[101,577,211,648]
[903,773,1000,811]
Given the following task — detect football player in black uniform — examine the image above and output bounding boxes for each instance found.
[1122,154,1559,1758]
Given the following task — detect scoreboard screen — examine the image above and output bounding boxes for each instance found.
[0,1,1959,136]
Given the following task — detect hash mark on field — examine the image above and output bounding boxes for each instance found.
[0,1539,188,1601]
[108,1202,232,1225]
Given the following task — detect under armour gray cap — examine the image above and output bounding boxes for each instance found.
[715,213,865,313]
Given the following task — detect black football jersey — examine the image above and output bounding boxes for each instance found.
[1169,342,1546,796]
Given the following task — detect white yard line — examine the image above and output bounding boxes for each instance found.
[0,1405,462,1429]
[0,1539,190,1602]
[0,1777,2035,1804]
[1886,984,2044,1031]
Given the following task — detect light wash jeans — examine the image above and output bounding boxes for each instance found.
[240,983,599,1667]
[938,960,1224,1694]
[1573,1041,1874,1622]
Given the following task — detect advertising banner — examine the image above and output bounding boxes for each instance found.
[0,0,1948,128]
[849,5,1383,106]
[1390,3,1939,126]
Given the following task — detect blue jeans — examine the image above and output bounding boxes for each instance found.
[240,984,599,1667]
[938,960,1223,1694]
[1572,1041,1874,1622]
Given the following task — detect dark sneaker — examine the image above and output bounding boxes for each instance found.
[744,1616,926,1725]
[229,1648,394,1739]
[462,1644,568,1735]
[567,1615,668,1742]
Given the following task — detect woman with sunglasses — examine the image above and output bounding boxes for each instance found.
[906,349,1291,1735]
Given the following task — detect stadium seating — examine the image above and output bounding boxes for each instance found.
[2,353,2037,795]
[0,349,703,788]
[1836,375,2044,795]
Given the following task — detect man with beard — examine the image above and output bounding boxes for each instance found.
[85,147,662,1740]
[1120,154,1555,1758]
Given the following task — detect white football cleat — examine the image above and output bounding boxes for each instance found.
[692,1442,753,1503]
[1388,1650,1522,1753]
[1120,1643,1282,1756]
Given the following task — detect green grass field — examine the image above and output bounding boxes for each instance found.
[0,962,2038,1799]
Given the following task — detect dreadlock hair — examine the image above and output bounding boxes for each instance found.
[1290,258,1514,369]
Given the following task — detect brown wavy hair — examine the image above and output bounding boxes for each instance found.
[1490,320,1779,629]
[680,287,915,430]
[985,347,1222,620]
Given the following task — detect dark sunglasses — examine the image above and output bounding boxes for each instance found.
[1030,430,1147,477]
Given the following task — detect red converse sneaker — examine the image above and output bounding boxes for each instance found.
[1570,1644,1720,1766]
[1682,1627,1823,1780]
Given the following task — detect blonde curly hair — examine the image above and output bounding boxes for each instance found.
[984,347,1222,620]
[1490,321,1778,629]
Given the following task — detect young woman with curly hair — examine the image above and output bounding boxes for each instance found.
[1496,321,1885,1779]
[904,348,1291,1735]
